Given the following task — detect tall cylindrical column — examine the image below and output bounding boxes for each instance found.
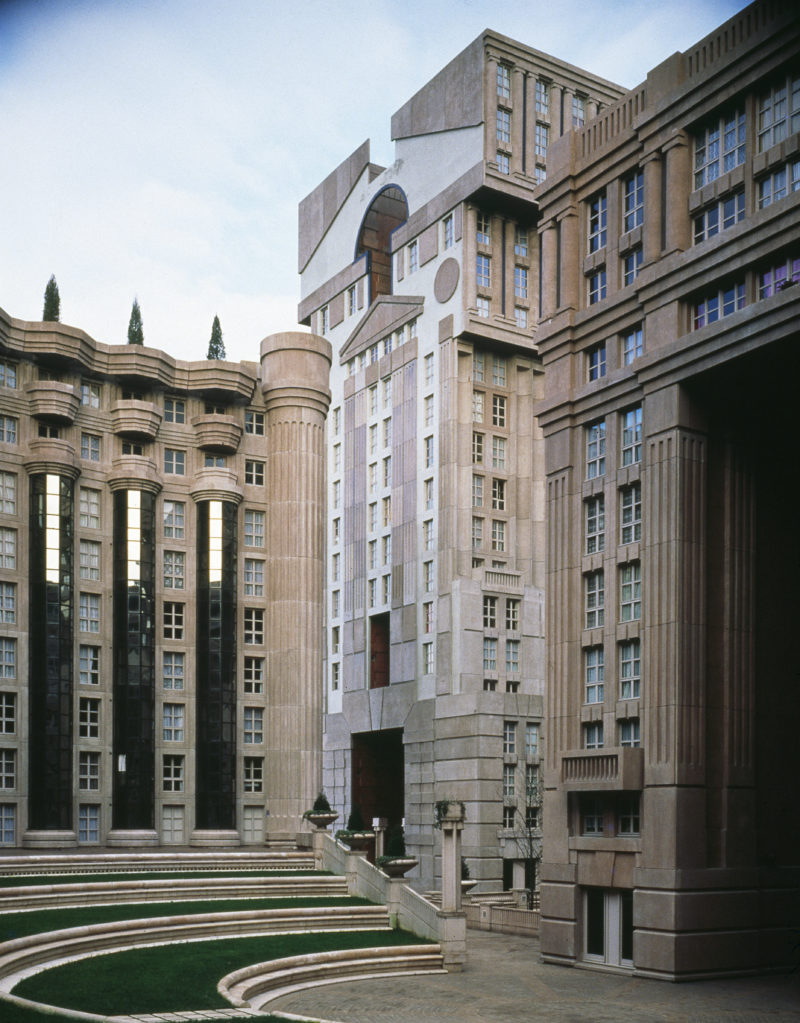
[261,331,331,840]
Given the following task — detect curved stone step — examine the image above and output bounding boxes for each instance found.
[0,850,316,877]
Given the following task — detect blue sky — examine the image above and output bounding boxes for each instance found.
[0,0,746,362]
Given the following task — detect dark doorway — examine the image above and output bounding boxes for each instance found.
[351,728,404,833]
[369,613,390,688]
[355,186,408,303]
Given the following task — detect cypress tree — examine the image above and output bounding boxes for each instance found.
[127,299,144,345]
[207,315,226,359]
[42,275,60,321]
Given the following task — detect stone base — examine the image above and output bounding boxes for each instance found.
[189,829,242,848]
[22,829,78,849]
[106,829,159,847]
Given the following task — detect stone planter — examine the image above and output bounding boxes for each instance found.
[379,857,419,878]
[305,812,339,830]
[337,830,375,851]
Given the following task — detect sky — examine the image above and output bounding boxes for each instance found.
[0,0,747,364]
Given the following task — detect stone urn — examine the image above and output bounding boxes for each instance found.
[379,857,419,878]
[305,812,339,830]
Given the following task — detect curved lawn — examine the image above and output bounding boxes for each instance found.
[13,929,428,1015]
[0,868,328,887]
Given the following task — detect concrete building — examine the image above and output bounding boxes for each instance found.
[535,0,800,978]
[298,32,624,890]
[0,307,331,848]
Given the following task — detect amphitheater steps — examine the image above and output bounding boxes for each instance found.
[0,850,315,876]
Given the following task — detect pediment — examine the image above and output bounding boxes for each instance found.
[339,295,424,364]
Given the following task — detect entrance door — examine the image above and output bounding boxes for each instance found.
[242,805,264,844]
[162,805,185,844]
[351,728,404,832]
[584,888,633,967]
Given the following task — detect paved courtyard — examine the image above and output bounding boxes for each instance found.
[270,931,800,1023]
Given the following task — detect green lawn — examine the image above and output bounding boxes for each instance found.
[0,895,370,942]
[0,999,289,1023]
[13,929,428,1015]
[0,868,329,887]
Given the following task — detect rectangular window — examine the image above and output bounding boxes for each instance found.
[245,410,265,435]
[620,483,642,544]
[476,253,491,288]
[758,74,800,152]
[585,570,604,630]
[585,495,605,554]
[81,432,100,460]
[497,64,510,99]
[348,286,357,316]
[163,651,184,690]
[0,473,15,516]
[78,751,100,790]
[423,601,434,634]
[503,720,516,754]
[164,448,185,475]
[382,495,392,527]
[585,647,604,703]
[694,108,746,188]
[514,307,527,329]
[472,516,483,550]
[163,550,184,589]
[0,749,15,789]
[0,361,17,389]
[244,608,264,645]
[443,214,454,249]
[587,344,606,381]
[79,487,101,528]
[0,639,15,679]
[503,762,515,799]
[383,418,392,448]
[491,437,505,470]
[619,720,641,749]
[623,170,644,232]
[78,804,100,843]
[0,582,16,624]
[244,509,265,547]
[477,212,490,245]
[164,397,185,423]
[586,421,605,479]
[502,805,515,828]
[78,697,100,738]
[425,352,435,387]
[204,454,226,469]
[1,528,16,570]
[244,656,264,694]
[582,796,604,834]
[424,436,434,470]
[163,601,184,640]
[588,269,607,304]
[535,79,549,115]
[244,706,264,744]
[408,239,419,274]
[79,592,100,633]
[472,432,484,464]
[422,641,434,674]
[496,107,511,143]
[584,722,603,750]
[525,722,539,757]
[244,558,264,596]
[244,756,264,793]
[618,639,642,700]
[495,149,509,175]
[319,306,329,335]
[491,478,505,511]
[472,391,484,423]
[620,563,641,622]
[162,703,184,741]
[693,281,746,328]
[506,599,519,632]
[331,662,340,690]
[492,395,506,428]
[423,518,434,552]
[245,460,265,486]
[163,500,185,539]
[163,754,184,792]
[573,94,585,127]
[759,253,800,298]
[618,795,640,835]
[514,227,528,258]
[473,351,485,382]
[491,520,505,552]
[79,645,100,686]
[622,248,643,286]
[0,803,15,844]
[483,595,497,629]
[506,638,519,673]
[483,637,497,672]
[621,326,643,365]
[694,190,745,242]
[514,265,528,299]
[621,407,642,465]
[588,192,607,251]
[534,121,548,159]
[476,296,490,318]
[0,692,16,734]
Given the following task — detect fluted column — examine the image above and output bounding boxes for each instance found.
[261,331,332,839]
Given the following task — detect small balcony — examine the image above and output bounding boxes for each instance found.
[25,381,79,422]
[110,400,162,440]
[559,746,643,792]
[191,414,243,453]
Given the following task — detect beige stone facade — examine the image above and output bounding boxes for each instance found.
[299,32,624,891]
[535,0,800,979]
[0,308,330,847]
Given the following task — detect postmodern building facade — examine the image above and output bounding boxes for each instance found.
[0,307,330,848]
[535,1,800,978]
[298,32,624,889]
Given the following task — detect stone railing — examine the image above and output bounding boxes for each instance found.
[464,901,539,936]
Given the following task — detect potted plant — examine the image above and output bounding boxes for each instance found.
[377,825,418,877]
[303,792,338,830]
[335,804,375,851]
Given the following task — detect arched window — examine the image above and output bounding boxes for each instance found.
[355,186,408,304]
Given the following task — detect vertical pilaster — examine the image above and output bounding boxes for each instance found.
[642,152,663,264]
[558,208,579,311]
[663,134,691,254]
[261,332,332,839]
[540,223,558,319]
